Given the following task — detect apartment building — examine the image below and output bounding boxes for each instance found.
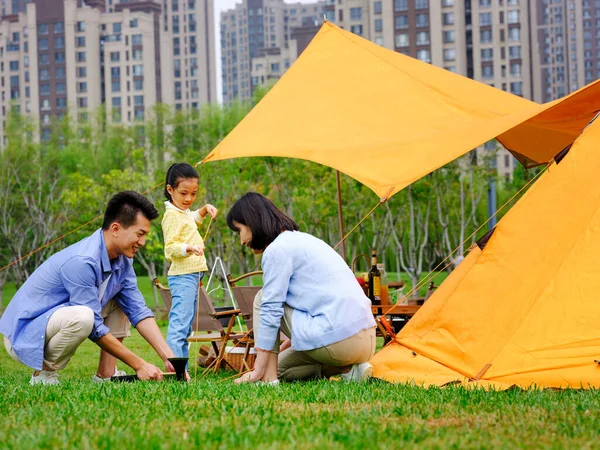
[220,0,325,105]
[0,0,215,146]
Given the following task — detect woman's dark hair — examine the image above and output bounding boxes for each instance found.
[164,163,199,201]
[227,192,298,251]
[102,191,159,230]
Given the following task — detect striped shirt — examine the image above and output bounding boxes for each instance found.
[162,201,208,275]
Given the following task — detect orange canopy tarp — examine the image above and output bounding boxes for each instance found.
[203,21,541,199]
[372,116,600,389]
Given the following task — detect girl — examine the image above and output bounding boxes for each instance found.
[162,163,218,361]
[226,192,376,384]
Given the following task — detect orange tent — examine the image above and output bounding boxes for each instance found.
[372,116,600,389]
[203,21,599,200]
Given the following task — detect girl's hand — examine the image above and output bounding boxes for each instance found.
[200,204,218,219]
[186,244,205,256]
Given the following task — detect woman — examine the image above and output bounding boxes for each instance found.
[226,192,376,384]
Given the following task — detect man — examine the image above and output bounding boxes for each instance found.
[0,191,178,385]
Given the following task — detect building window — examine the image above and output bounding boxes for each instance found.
[57,97,67,108]
[444,48,456,61]
[395,15,408,29]
[135,109,144,121]
[507,10,520,24]
[55,52,65,63]
[395,33,409,47]
[111,67,120,77]
[480,29,492,43]
[416,31,430,45]
[374,1,382,14]
[442,0,454,6]
[417,49,431,63]
[133,64,143,76]
[416,14,429,28]
[350,7,362,20]
[482,64,494,78]
[350,25,363,36]
[41,99,50,110]
[375,19,383,32]
[78,97,88,108]
[113,23,122,33]
[76,21,86,32]
[481,48,494,61]
[55,36,65,49]
[39,38,49,50]
[394,0,408,12]
[375,37,384,46]
[38,23,48,35]
[77,82,87,93]
[40,84,50,95]
[415,0,428,9]
[40,69,49,80]
[56,67,65,79]
[443,30,455,43]
[480,13,492,26]
[39,54,49,65]
[76,36,85,47]
[479,0,491,6]
[132,34,142,45]
[76,51,86,62]
[509,45,521,58]
[443,12,454,25]
[56,82,66,94]
[134,95,144,106]
[9,60,18,71]
[130,18,138,28]
[510,62,521,76]
[54,22,64,34]
[77,67,87,77]
[508,27,520,41]
[110,52,120,62]
[111,81,120,92]
[510,81,522,95]
[134,79,143,90]
[132,49,143,60]
[112,97,121,107]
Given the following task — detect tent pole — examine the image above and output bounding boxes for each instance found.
[336,170,347,262]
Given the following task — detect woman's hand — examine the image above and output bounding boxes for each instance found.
[200,204,218,219]
[234,349,269,384]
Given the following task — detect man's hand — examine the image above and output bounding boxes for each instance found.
[136,362,164,381]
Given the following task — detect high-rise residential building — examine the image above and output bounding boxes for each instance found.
[220,0,325,105]
[0,0,215,146]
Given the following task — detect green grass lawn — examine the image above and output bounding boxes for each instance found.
[1,326,599,448]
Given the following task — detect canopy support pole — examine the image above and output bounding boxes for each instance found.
[335,170,347,262]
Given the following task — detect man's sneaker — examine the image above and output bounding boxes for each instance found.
[92,368,127,383]
[340,362,373,382]
[30,370,59,386]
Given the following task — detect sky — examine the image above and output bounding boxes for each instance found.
[213,0,317,103]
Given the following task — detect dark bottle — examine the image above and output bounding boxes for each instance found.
[368,250,381,305]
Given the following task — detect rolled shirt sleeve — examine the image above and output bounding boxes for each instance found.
[256,246,294,351]
[162,212,190,261]
[59,257,110,342]
[113,264,154,327]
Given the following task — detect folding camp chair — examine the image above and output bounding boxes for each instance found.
[188,283,249,373]
[153,278,172,311]
[226,271,263,330]
[153,278,248,373]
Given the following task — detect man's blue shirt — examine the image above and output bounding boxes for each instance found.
[0,229,153,370]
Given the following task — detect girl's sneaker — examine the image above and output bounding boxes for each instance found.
[92,368,127,383]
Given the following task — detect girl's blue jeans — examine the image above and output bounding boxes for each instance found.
[166,272,204,358]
